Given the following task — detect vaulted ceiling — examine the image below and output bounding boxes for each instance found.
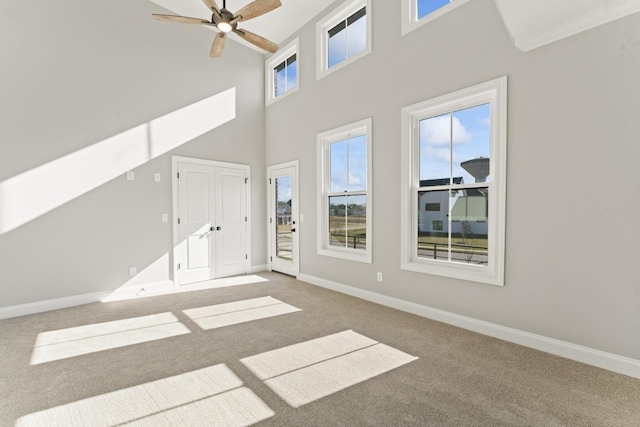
[149,0,640,54]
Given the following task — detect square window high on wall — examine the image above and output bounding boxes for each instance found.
[317,118,372,263]
[265,38,299,106]
[401,0,470,35]
[400,77,507,285]
[316,0,372,80]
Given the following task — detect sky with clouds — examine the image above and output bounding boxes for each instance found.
[420,103,491,185]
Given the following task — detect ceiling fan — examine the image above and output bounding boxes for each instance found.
[152,0,281,57]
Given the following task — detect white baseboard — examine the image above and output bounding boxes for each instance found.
[298,273,640,380]
[0,290,111,320]
[0,280,175,320]
[101,280,175,302]
[248,264,268,274]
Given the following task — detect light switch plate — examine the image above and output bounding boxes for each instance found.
[154,173,161,182]
[129,266,137,277]
[162,214,169,223]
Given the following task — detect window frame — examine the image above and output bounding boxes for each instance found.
[400,76,507,286]
[317,117,373,263]
[401,0,471,36]
[265,37,300,106]
[316,0,372,80]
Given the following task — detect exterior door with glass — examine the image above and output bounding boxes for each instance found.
[268,161,299,277]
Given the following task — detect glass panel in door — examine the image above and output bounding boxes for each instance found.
[275,176,293,261]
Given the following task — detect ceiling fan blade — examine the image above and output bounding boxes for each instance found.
[153,14,211,25]
[233,28,278,53]
[234,0,282,22]
[201,0,221,14]
[210,32,227,57]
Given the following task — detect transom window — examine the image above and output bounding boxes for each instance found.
[274,54,297,98]
[265,38,299,106]
[316,0,372,80]
[401,77,507,285]
[328,7,367,68]
[401,0,470,35]
[317,118,372,263]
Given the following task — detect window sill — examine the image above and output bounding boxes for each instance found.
[318,246,372,264]
[401,258,503,286]
[266,85,300,107]
[316,47,372,81]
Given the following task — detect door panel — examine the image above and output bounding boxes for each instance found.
[269,163,299,277]
[177,164,214,285]
[215,167,247,278]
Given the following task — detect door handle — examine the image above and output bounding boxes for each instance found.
[216,226,221,231]
[291,228,296,233]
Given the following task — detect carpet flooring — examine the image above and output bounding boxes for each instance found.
[1,271,639,426]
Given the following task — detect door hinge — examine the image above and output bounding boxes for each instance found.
[245,216,248,222]
[270,256,272,262]
[177,218,181,225]
[245,178,248,184]
[245,254,248,260]
[270,217,272,224]
[177,172,180,179]
[177,263,181,270]
[269,178,272,184]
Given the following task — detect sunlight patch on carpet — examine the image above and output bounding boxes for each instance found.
[16,364,274,427]
[30,312,190,365]
[241,330,418,407]
[183,296,301,331]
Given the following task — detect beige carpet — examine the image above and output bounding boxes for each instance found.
[1,271,639,426]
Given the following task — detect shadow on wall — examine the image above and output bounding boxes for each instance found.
[0,88,237,235]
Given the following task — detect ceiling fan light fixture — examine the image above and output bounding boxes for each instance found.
[217,21,233,32]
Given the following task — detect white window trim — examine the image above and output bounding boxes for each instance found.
[400,76,507,286]
[265,37,300,106]
[317,117,373,263]
[316,0,372,81]
[401,0,471,36]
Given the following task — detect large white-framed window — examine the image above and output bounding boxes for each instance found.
[400,76,507,286]
[401,0,471,36]
[316,0,372,80]
[317,118,372,263]
[265,37,299,106]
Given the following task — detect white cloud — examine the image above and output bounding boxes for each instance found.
[420,115,471,146]
[478,117,491,126]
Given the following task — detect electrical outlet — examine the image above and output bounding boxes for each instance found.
[162,213,169,223]
[126,171,135,181]
[129,266,137,277]
[154,173,161,182]
[377,272,383,282]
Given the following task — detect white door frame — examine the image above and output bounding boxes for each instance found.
[267,160,300,277]
[172,156,251,287]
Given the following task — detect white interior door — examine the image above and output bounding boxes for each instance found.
[269,162,299,277]
[174,159,249,286]
[214,167,247,278]
[177,162,215,285]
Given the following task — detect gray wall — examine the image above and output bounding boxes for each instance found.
[0,0,266,306]
[266,0,640,359]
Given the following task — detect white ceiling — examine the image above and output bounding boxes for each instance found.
[495,0,640,51]
[149,0,335,53]
[149,0,640,55]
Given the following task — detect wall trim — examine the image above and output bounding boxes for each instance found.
[248,264,268,274]
[298,273,640,379]
[0,290,111,320]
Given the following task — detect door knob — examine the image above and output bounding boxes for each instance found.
[216,226,221,231]
[291,228,296,233]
